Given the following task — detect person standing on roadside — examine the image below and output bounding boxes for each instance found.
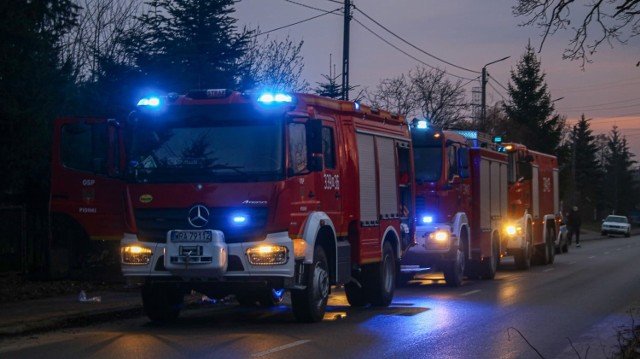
[567,206,582,247]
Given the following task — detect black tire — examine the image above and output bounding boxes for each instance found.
[359,241,396,306]
[514,225,533,270]
[142,283,184,322]
[479,237,499,280]
[625,230,631,238]
[345,279,368,307]
[546,228,556,265]
[291,246,330,323]
[443,247,465,286]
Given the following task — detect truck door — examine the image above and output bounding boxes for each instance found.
[319,123,343,230]
[50,118,126,273]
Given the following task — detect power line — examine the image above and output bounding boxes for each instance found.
[557,97,640,111]
[351,18,475,82]
[487,81,507,101]
[353,6,480,75]
[284,0,338,13]
[254,6,342,37]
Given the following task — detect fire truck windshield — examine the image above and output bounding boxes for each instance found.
[127,106,284,183]
[413,146,442,183]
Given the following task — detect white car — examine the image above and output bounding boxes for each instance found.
[601,215,631,237]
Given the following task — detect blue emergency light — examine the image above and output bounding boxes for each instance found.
[137,97,161,107]
[257,92,293,104]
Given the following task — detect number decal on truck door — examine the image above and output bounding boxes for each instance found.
[324,174,340,190]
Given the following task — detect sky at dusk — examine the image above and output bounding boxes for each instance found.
[234,0,640,158]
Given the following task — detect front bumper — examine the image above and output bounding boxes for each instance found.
[121,231,295,284]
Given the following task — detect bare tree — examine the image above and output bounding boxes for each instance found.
[513,0,640,67]
[366,67,468,128]
[61,0,144,82]
[411,67,469,128]
[365,74,416,118]
[241,33,309,92]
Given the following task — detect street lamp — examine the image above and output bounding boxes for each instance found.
[481,56,510,130]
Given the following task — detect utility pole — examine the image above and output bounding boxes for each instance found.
[341,0,351,100]
[481,56,510,130]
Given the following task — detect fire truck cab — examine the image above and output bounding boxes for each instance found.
[400,123,507,286]
[500,143,560,269]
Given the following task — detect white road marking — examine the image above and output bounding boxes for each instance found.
[460,290,481,296]
[588,256,596,259]
[543,268,554,272]
[252,340,311,357]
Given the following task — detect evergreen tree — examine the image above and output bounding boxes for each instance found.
[602,126,639,216]
[314,73,342,99]
[0,1,79,202]
[503,43,564,155]
[568,115,602,213]
[131,0,253,92]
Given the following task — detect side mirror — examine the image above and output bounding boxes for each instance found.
[449,175,462,184]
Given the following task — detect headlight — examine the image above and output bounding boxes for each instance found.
[424,230,450,250]
[121,245,152,265]
[505,225,522,236]
[246,245,288,265]
[430,230,449,242]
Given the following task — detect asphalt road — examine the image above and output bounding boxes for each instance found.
[1,235,639,359]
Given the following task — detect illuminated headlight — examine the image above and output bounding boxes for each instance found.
[121,245,152,265]
[424,230,450,250]
[422,215,434,224]
[429,230,449,242]
[505,225,522,236]
[246,245,289,265]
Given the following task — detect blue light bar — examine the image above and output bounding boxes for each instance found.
[137,97,161,107]
[416,120,428,129]
[257,92,292,104]
[422,215,433,224]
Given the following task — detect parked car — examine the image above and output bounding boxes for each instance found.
[601,215,631,237]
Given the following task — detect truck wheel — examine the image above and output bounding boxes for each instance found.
[479,238,499,280]
[142,283,184,322]
[443,247,465,286]
[291,246,330,322]
[344,273,369,307]
[546,228,556,265]
[364,241,396,306]
[514,231,533,270]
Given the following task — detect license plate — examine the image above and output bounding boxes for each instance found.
[170,230,213,242]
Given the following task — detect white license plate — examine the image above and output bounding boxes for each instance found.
[170,230,213,242]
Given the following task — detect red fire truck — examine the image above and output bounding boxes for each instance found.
[499,143,560,269]
[400,123,508,286]
[50,89,416,322]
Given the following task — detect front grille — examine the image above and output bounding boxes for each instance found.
[135,207,269,244]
